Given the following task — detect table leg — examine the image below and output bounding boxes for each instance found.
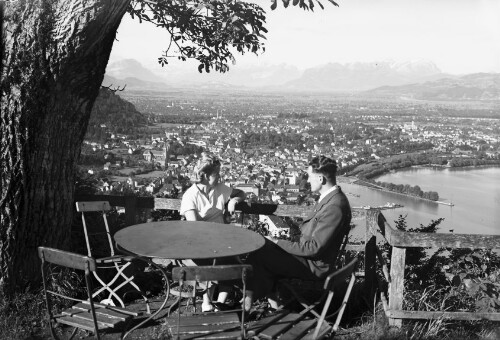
[116,253,170,340]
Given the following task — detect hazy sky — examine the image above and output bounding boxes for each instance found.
[110,0,500,75]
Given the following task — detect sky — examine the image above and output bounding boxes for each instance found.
[110,0,500,75]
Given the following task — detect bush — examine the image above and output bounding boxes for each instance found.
[0,290,47,340]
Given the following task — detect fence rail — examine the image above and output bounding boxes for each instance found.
[75,194,500,326]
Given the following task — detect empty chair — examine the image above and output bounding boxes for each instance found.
[76,201,149,311]
[169,264,253,340]
[38,246,139,340]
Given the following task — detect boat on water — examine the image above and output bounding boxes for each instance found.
[384,202,404,208]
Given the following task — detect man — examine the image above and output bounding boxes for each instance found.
[244,155,352,311]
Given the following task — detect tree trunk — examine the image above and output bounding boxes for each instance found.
[1,0,129,295]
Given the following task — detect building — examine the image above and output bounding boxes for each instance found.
[259,215,290,238]
[235,183,260,196]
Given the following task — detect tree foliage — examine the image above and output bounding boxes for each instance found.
[129,0,268,73]
[128,0,337,73]
[270,0,338,11]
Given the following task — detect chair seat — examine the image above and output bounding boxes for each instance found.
[96,255,136,263]
[56,302,139,332]
[166,311,242,339]
[247,310,331,340]
[280,277,324,291]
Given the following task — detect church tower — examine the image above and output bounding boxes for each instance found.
[164,140,172,170]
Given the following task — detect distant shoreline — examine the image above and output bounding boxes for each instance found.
[352,179,454,206]
[352,163,500,206]
[412,163,500,171]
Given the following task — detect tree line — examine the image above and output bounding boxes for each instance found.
[370,181,439,201]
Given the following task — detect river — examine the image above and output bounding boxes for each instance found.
[340,166,500,236]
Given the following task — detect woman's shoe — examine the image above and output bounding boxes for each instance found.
[201,302,219,313]
[213,302,232,311]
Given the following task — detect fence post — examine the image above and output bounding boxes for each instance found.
[364,209,379,308]
[124,196,138,226]
[388,246,406,327]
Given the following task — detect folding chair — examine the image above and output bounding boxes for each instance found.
[39,246,139,340]
[247,258,358,340]
[76,201,149,311]
[169,264,253,340]
[273,230,358,339]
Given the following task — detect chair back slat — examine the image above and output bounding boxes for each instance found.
[38,246,96,271]
[172,264,253,339]
[172,264,252,282]
[76,201,111,212]
[323,258,357,291]
[76,201,115,257]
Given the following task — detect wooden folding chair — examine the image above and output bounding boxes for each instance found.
[38,247,140,340]
[168,264,253,340]
[270,229,358,339]
[76,201,149,311]
[247,258,358,340]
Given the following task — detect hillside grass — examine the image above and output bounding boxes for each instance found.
[2,286,500,340]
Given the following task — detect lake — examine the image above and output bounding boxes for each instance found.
[341,166,500,236]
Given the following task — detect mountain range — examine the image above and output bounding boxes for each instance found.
[366,73,500,101]
[103,58,500,101]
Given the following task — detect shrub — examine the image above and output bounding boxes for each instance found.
[0,289,47,340]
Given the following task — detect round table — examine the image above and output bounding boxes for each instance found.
[114,220,265,259]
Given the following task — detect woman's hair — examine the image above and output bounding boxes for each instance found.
[190,152,221,183]
[309,155,337,184]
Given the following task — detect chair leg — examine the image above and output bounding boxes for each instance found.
[312,291,334,340]
[68,327,79,340]
[48,318,61,340]
[332,273,356,332]
[92,270,127,307]
[281,281,322,319]
[115,262,151,313]
[92,261,149,309]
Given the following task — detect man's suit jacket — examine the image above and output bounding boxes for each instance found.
[276,186,352,278]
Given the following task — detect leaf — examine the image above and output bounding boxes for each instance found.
[468,282,479,294]
[283,0,290,7]
[198,64,204,73]
[444,272,454,281]
[271,0,277,10]
[452,275,461,287]
[462,278,473,289]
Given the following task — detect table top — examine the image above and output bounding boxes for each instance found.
[114,220,265,259]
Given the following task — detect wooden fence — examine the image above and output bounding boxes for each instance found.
[75,194,500,326]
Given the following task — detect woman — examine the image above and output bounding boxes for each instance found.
[180,152,245,224]
[180,152,246,312]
